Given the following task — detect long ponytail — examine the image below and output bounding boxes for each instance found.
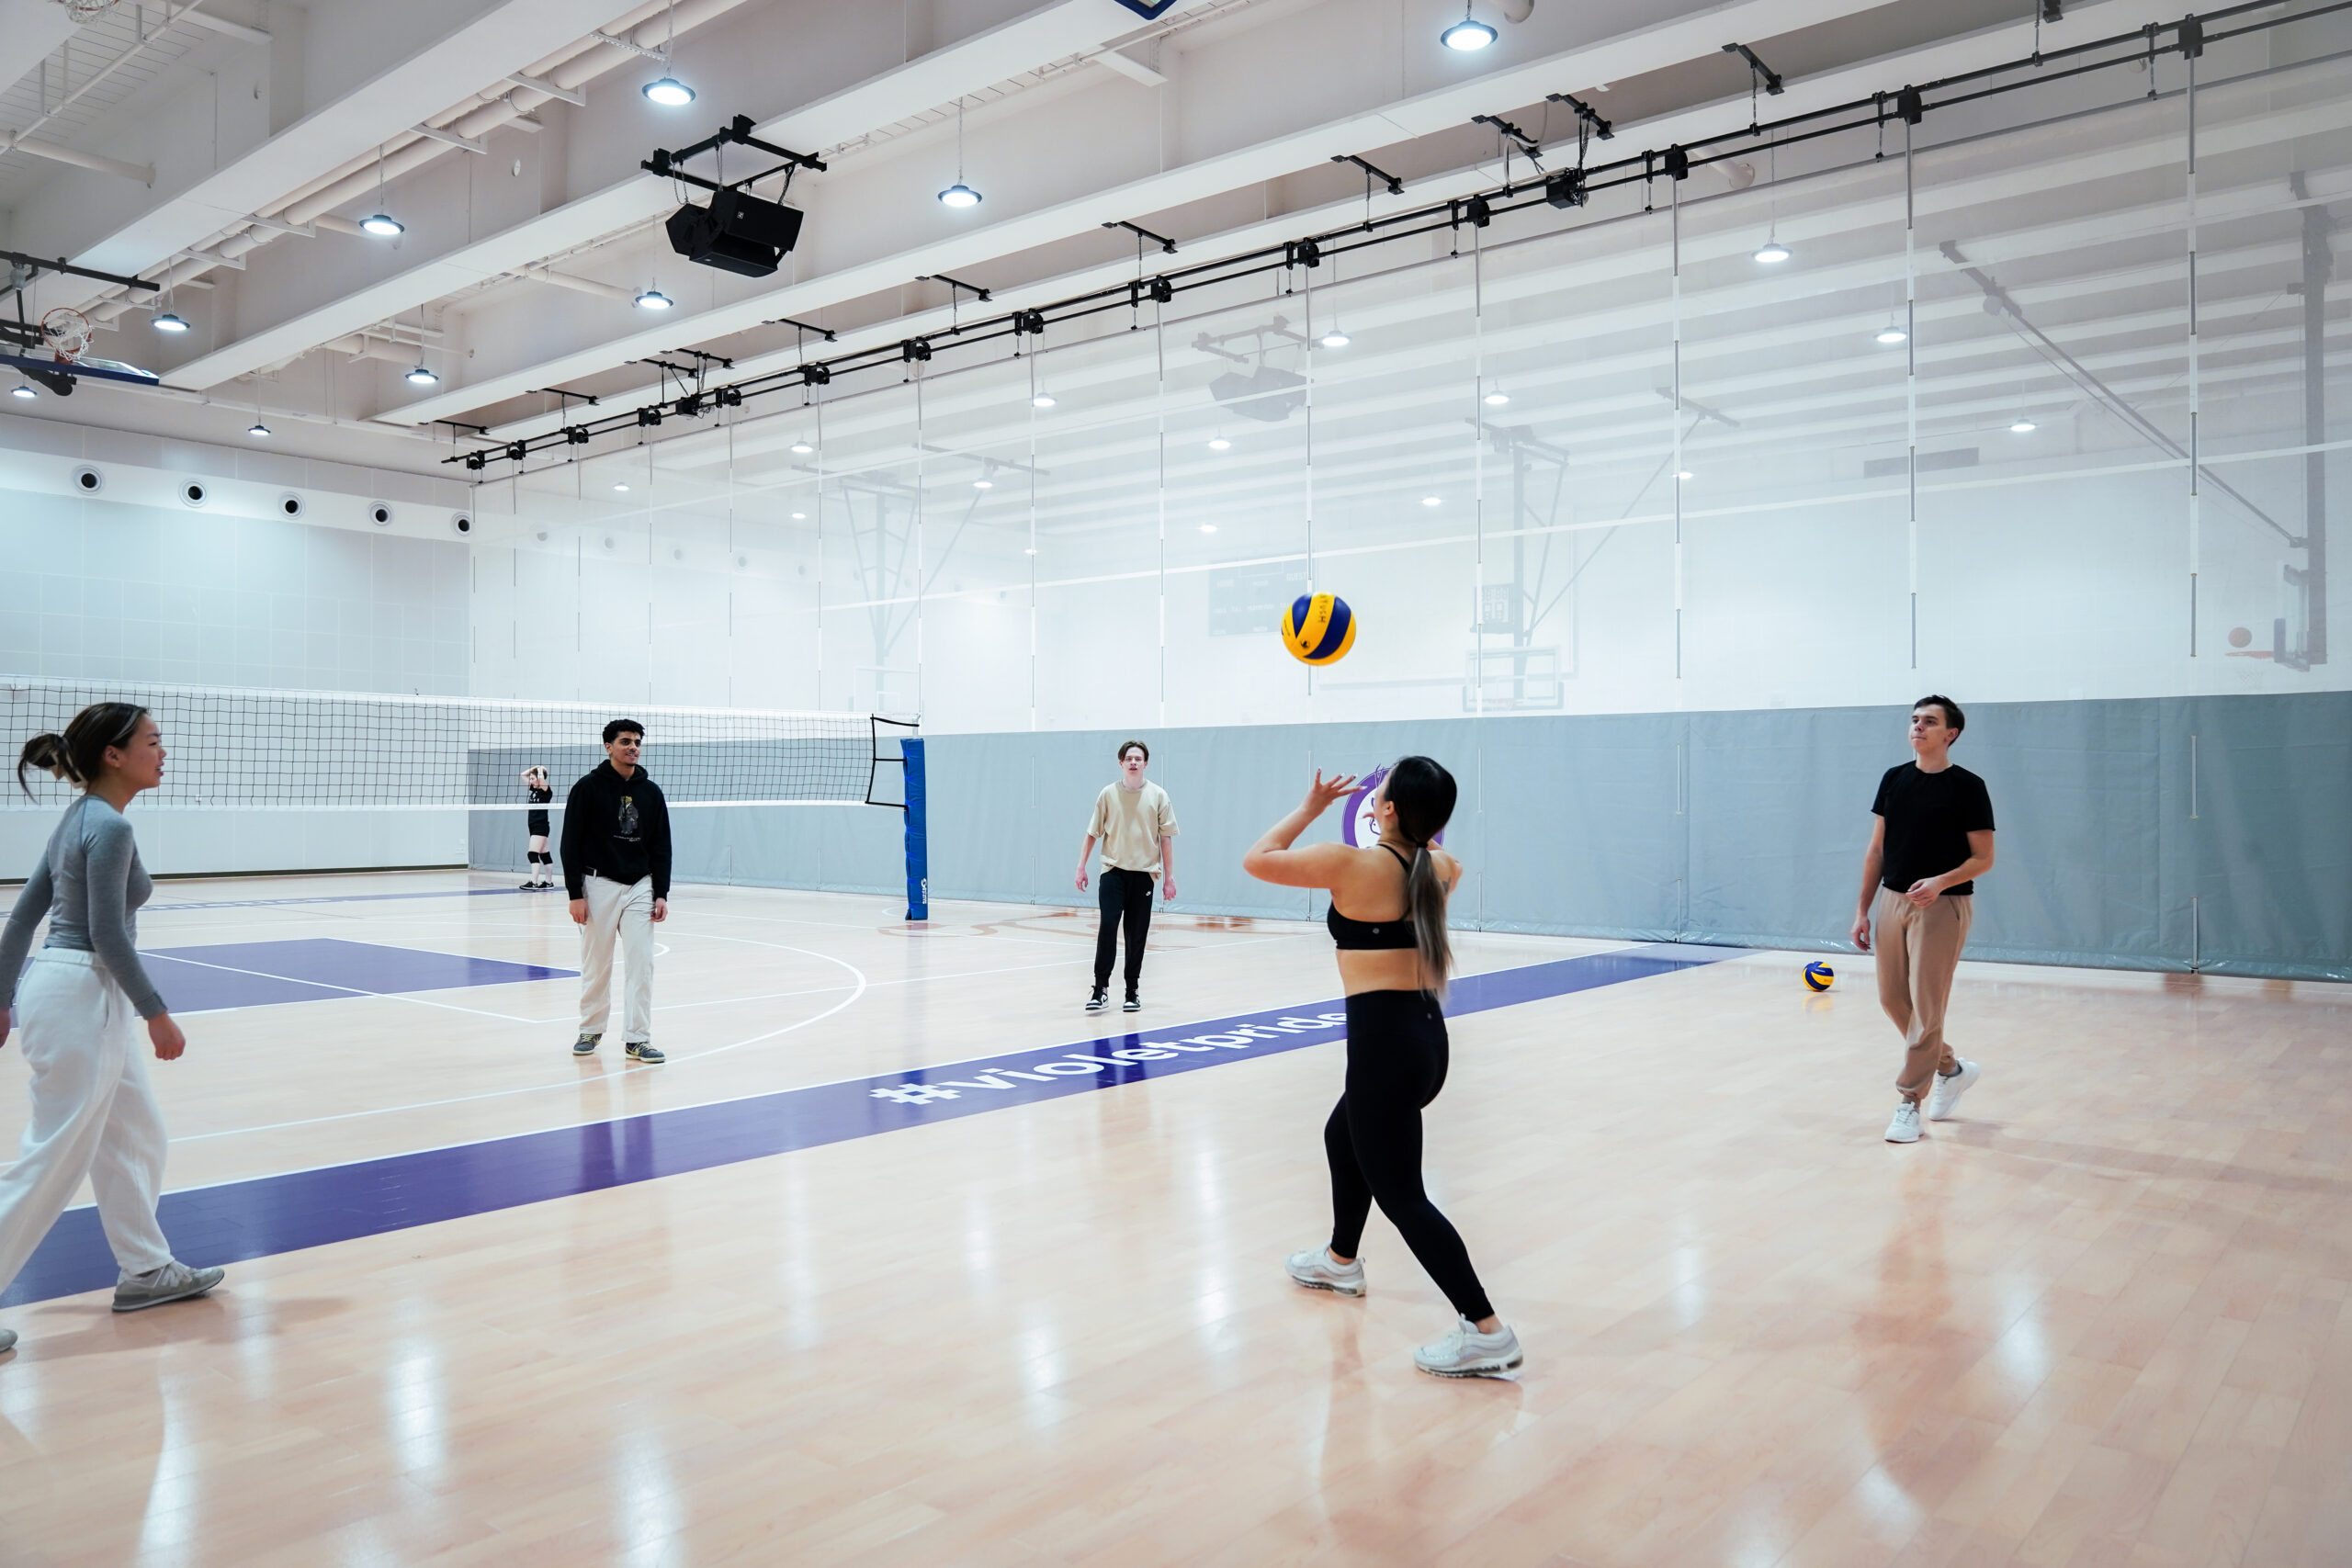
[1383,755,1458,996]
[16,702,148,799]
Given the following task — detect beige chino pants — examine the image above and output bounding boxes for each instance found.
[1872,886,1973,1104]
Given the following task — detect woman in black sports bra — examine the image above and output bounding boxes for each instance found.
[520,766,555,889]
[1243,755,1521,1379]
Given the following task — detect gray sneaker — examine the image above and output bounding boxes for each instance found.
[625,1040,665,1065]
[1286,1247,1366,1297]
[1413,1316,1524,1378]
[572,1032,602,1056]
[0,1326,16,1355]
[112,1262,224,1314]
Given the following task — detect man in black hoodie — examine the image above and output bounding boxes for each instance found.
[561,718,673,1064]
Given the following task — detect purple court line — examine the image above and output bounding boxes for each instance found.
[0,943,1738,1308]
[145,888,530,914]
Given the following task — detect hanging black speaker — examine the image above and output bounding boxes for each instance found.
[665,188,805,278]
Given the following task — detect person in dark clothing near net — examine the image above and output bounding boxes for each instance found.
[561,720,672,1065]
[1849,695,1996,1145]
[519,765,555,889]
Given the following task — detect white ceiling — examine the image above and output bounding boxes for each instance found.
[0,0,2322,482]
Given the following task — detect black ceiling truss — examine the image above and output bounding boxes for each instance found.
[450,1,2337,472]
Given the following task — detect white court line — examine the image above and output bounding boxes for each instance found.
[169,941,870,1145]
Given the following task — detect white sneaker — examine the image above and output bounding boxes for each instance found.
[1285,1247,1365,1297]
[0,1326,15,1355]
[1413,1316,1524,1378]
[1885,1102,1923,1143]
[1927,1058,1982,1121]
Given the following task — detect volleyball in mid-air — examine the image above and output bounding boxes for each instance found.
[1282,593,1356,665]
[1804,961,1835,992]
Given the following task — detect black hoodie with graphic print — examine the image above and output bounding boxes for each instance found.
[560,760,672,900]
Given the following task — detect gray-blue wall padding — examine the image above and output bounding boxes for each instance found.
[470,693,2352,982]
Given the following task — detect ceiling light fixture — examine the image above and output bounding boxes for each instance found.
[938,96,982,209]
[363,144,403,237]
[247,421,271,438]
[635,288,673,310]
[1031,391,1057,408]
[1319,328,1351,349]
[2009,419,2038,434]
[1421,496,1442,507]
[1200,524,1216,533]
[1441,4,1497,50]
[1483,386,1510,406]
[640,4,694,105]
[1875,320,1908,344]
[1754,236,1791,264]
[613,482,630,492]
[1207,436,1231,451]
[9,383,33,400]
[1675,468,1695,480]
[791,511,807,520]
[405,363,439,386]
[789,439,814,455]
[153,310,189,333]
[973,478,993,490]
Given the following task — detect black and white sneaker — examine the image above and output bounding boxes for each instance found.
[1122,990,1140,1012]
[1085,987,1108,1011]
[572,1032,601,1056]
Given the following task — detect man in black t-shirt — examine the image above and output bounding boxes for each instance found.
[1849,695,1996,1145]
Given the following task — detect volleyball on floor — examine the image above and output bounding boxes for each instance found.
[1282,593,1356,665]
[1804,962,1835,992]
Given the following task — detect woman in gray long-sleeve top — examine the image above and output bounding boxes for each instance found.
[0,703,222,1359]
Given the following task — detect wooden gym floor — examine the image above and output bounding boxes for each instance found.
[0,871,2344,1566]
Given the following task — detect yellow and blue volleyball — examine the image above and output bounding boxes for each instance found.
[1282,593,1357,666]
[1804,961,1835,992]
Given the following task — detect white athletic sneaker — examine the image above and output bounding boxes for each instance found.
[0,1326,16,1355]
[1413,1316,1524,1378]
[1285,1247,1366,1297]
[112,1262,225,1313]
[1927,1058,1982,1121]
[1885,1101,1923,1143]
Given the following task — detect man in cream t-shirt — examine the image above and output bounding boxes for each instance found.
[1074,739,1179,1014]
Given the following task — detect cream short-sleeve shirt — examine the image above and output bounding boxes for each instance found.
[1088,781,1178,876]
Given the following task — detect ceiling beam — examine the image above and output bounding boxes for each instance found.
[392,0,2136,431]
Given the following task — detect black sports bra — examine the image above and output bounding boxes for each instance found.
[1328,844,1419,951]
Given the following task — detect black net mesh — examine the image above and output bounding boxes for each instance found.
[0,677,896,811]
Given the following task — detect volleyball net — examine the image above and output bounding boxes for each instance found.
[0,676,930,915]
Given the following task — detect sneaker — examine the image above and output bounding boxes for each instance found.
[1085,987,1107,1012]
[0,1327,15,1355]
[572,1032,602,1056]
[1285,1247,1365,1297]
[519,879,537,890]
[1122,990,1140,1013]
[1414,1316,1524,1378]
[1885,1101,1923,1143]
[112,1262,225,1314]
[625,1040,665,1065]
[1926,1058,1982,1121]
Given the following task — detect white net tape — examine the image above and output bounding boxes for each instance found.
[0,675,904,812]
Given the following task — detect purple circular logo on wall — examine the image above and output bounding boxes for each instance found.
[1340,765,1443,850]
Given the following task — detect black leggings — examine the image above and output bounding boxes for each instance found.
[1093,867,1154,989]
[1325,988,1494,1322]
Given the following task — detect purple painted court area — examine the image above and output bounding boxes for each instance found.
[1,943,1736,1307]
[142,939,578,1014]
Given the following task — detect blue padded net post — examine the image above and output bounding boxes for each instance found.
[901,737,929,921]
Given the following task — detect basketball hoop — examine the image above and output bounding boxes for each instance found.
[63,0,120,21]
[40,308,93,362]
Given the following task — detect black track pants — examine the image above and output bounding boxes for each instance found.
[1092,867,1154,991]
[1324,987,1495,1323]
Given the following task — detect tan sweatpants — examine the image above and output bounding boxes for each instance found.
[1873,886,1973,1104]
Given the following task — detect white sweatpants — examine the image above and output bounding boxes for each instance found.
[0,951,174,1293]
[578,874,654,1043]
